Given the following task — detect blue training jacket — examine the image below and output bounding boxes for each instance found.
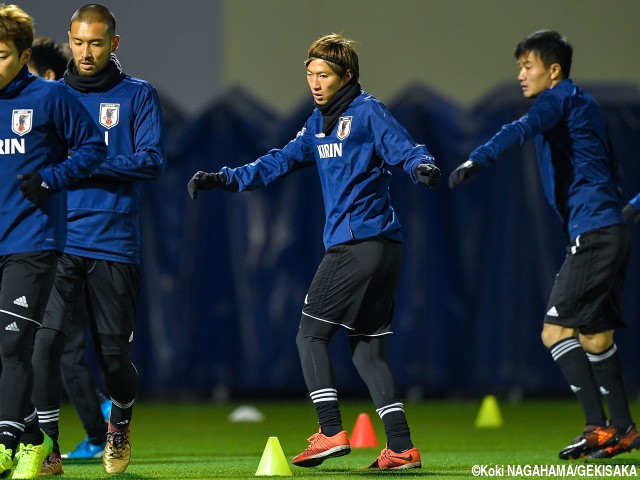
[629,192,640,211]
[63,73,166,264]
[221,91,435,249]
[0,66,105,255]
[469,79,624,241]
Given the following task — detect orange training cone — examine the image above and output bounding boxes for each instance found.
[255,436,292,476]
[350,413,379,448]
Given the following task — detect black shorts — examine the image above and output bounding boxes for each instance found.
[0,251,58,327]
[301,236,402,337]
[42,253,141,354]
[545,224,630,334]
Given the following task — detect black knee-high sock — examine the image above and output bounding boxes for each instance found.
[550,338,606,426]
[351,336,413,452]
[20,407,44,446]
[32,327,66,452]
[310,388,343,437]
[296,316,343,436]
[0,315,38,451]
[377,404,413,452]
[100,354,137,430]
[588,344,633,430]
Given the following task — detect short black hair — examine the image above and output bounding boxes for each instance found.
[70,4,116,36]
[514,30,573,78]
[29,36,70,79]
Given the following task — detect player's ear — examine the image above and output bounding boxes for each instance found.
[20,48,31,64]
[550,63,562,81]
[110,35,120,53]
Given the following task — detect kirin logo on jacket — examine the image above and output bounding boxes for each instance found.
[100,103,120,129]
[336,116,352,140]
[12,109,32,136]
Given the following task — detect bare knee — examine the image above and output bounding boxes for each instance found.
[541,323,578,349]
[579,331,614,354]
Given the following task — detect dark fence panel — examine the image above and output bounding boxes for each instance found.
[134,83,640,399]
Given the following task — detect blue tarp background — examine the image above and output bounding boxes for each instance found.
[131,82,640,399]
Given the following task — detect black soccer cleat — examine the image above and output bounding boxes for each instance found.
[559,424,618,460]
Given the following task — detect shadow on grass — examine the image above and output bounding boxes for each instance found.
[53,475,145,480]
[61,458,102,465]
[317,467,470,476]
[585,458,640,466]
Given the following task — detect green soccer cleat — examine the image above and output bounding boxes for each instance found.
[0,444,13,477]
[10,432,53,479]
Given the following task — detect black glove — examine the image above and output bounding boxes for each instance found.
[187,171,227,199]
[17,172,52,204]
[622,203,640,225]
[415,163,441,190]
[448,160,483,189]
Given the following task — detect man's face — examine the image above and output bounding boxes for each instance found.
[306,58,351,105]
[517,51,558,98]
[68,21,119,76]
[0,39,29,89]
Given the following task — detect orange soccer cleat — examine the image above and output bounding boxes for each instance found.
[559,424,618,459]
[292,430,351,467]
[367,445,422,469]
[588,424,640,459]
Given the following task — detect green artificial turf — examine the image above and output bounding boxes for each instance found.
[52,399,640,479]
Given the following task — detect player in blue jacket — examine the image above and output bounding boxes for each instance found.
[449,30,638,459]
[29,4,165,476]
[27,34,113,466]
[188,33,440,470]
[0,5,106,479]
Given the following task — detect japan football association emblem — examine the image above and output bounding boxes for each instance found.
[100,103,120,129]
[336,116,352,140]
[12,109,32,136]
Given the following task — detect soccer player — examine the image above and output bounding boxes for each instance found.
[622,193,640,225]
[449,30,639,459]
[0,4,106,478]
[26,34,113,465]
[27,36,68,80]
[188,33,439,470]
[30,4,165,475]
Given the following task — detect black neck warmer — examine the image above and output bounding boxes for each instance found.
[316,81,361,135]
[64,54,125,93]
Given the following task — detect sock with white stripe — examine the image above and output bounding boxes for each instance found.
[20,407,44,446]
[550,338,606,426]
[296,316,343,436]
[32,327,66,453]
[108,398,135,431]
[0,421,23,452]
[36,407,59,452]
[350,335,413,451]
[377,403,413,452]
[0,312,38,450]
[588,344,633,430]
[101,353,138,430]
[310,388,343,437]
